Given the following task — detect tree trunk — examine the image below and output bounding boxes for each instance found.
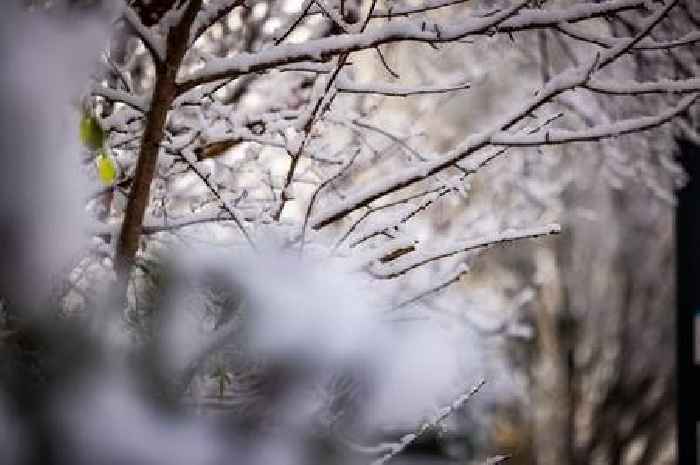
[114,0,202,298]
[531,246,574,465]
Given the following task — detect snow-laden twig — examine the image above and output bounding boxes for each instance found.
[312,0,681,230]
[678,119,700,146]
[90,211,257,236]
[177,0,530,91]
[123,3,167,64]
[274,0,316,45]
[340,112,563,250]
[373,223,561,279]
[387,265,470,312]
[596,0,680,69]
[336,76,471,96]
[585,77,700,95]
[273,52,350,220]
[101,52,132,93]
[300,148,361,253]
[311,56,599,229]
[557,23,700,51]
[330,117,426,160]
[178,0,655,92]
[490,0,647,31]
[370,0,473,19]
[490,93,698,146]
[91,83,150,112]
[349,188,450,248]
[190,0,246,45]
[314,0,357,34]
[175,151,257,250]
[370,379,487,465]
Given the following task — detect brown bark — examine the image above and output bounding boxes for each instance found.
[114,0,202,294]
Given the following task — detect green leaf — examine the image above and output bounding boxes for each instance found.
[80,113,105,151]
[95,151,118,186]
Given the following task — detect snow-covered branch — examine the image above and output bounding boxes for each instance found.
[373,223,561,279]
[491,94,698,146]
[177,0,655,92]
[370,379,487,465]
[175,151,257,249]
[596,0,680,69]
[311,57,599,229]
[91,83,150,112]
[190,0,247,45]
[177,0,530,91]
[557,23,700,51]
[369,0,473,19]
[336,76,471,96]
[123,3,167,64]
[387,265,470,311]
[300,148,361,251]
[310,0,683,229]
[586,77,700,95]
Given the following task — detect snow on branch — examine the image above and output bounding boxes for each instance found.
[300,148,362,252]
[557,23,700,51]
[177,0,531,91]
[370,0,473,19]
[274,0,316,45]
[311,57,599,229]
[348,187,450,248]
[88,211,257,237]
[631,29,700,50]
[333,118,426,160]
[173,149,257,249]
[336,76,471,96]
[334,112,563,251]
[314,0,357,34]
[190,0,246,45]
[123,3,167,64]
[596,0,680,69]
[370,379,488,465]
[586,77,700,95]
[176,0,655,92]
[310,0,683,229]
[371,223,561,279]
[387,265,469,312]
[90,83,150,112]
[497,0,646,29]
[272,53,352,220]
[490,93,698,146]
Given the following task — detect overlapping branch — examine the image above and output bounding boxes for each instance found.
[177,0,655,93]
[310,0,686,230]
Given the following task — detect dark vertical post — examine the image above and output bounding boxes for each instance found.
[676,139,699,465]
